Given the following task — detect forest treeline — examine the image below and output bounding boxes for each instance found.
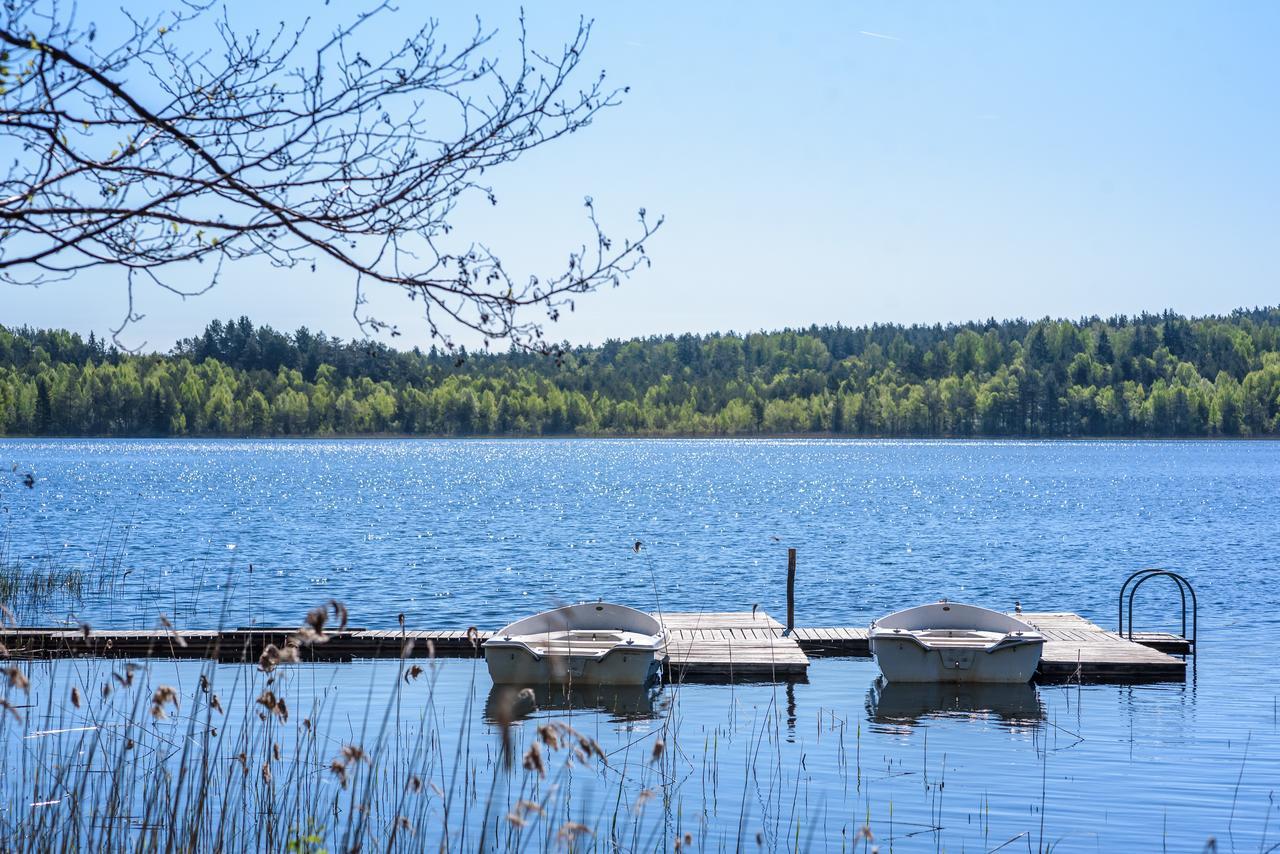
[2,308,1280,437]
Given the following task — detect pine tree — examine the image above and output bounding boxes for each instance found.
[1096,329,1115,364]
[35,379,53,434]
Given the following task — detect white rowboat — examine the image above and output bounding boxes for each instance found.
[869,601,1044,684]
[484,602,667,686]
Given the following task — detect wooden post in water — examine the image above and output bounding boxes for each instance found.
[786,547,796,635]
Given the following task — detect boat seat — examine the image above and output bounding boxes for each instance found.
[504,629,657,657]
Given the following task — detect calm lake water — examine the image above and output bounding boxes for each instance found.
[2,438,1278,851]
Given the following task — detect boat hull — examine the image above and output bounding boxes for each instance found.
[485,647,661,686]
[871,635,1042,684]
[484,602,667,687]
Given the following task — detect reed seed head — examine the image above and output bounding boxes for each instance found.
[5,666,29,694]
[150,685,179,719]
[522,742,545,777]
[556,821,592,844]
[633,788,656,814]
[537,724,561,750]
[258,643,300,672]
[256,690,288,722]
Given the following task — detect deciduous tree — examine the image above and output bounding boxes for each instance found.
[0,1,660,351]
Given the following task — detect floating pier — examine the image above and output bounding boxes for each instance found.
[794,611,1188,682]
[0,609,1187,683]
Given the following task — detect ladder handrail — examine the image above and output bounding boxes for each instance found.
[1118,568,1196,649]
[1119,568,1164,633]
[1119,568,1178,633]
[1128,572,1188,640]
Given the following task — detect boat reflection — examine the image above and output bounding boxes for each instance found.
[484,682,663,724]
[865,678,1044,732]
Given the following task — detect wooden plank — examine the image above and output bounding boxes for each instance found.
[1126,631,1194,655]
[1022,612,1186,682]
[660,611,808,680]
[793,627,870,656]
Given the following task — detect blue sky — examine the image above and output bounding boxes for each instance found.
[5,1,1278,350]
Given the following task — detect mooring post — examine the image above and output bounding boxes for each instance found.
[786,547,796,635]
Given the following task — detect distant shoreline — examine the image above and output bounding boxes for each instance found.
[1,433,1275,442]
[7,310,1280,440]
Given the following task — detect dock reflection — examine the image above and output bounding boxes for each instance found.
[865,678,1044,732]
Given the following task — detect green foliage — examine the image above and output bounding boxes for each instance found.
[2,308,1280,437]
[285,821,328,854]
[0,561,84,610]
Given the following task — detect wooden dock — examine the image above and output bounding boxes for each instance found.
[661,610,808,680]
[0,611,807,682]
[0,610,1187,683]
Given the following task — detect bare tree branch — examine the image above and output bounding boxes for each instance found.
[0,1,661,351]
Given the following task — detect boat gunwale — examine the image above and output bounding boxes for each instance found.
[483,633,668,662]
[483,602,668,666]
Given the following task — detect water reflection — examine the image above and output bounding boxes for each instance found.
[865,677,1044,732]
[484,682,663,723]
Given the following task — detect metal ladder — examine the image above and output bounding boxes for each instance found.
[1118,569,1197,652]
